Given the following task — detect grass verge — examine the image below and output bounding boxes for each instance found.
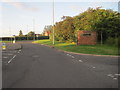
[33,39,119,56]
[0,41,11,43]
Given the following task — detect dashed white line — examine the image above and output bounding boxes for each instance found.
[92,67,96,69]
[7,55,16,64]
[111,75,114,78]
[107,74,112,76]
[8,54,13,56]
[115,74,120,76]
[107,74,118,80]
[66,54,69,56]
[19,50,21,52]
[113,78,117,80]
[107,74,114,77]
[66,54,75,59]
[79,60,83,62]
[71,56,75,58]
[3,57,8,59]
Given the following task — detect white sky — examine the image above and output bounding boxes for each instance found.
[0,0,119,37]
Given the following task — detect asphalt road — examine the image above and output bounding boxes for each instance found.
[2,41,119,88]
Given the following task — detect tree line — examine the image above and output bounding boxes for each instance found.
[15,30,49,40]
[43,7,120,46]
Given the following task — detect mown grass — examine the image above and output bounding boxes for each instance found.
[0,41,11,43]
[33,39,119,56]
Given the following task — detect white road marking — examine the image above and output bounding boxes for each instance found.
[7,55,16,64]
[71,56,75,58]
[8,54,13,56]
[107,74,114,78]
[110,75,114,78]
[113,78,117,80]
[79,60,83,62]
[107,74,118,80]
[66,54,69,56]
[92,67,96,69]
[19,50,21,52]
[115,74,120,76]
[67,54,72,56]
[66,54,75,59]
[107,74,112,77]
[3,57,8,59]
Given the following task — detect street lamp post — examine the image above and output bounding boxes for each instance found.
[52,0,55,45]
[27,25,29,40]
[9,26,12,43]
[33,19,35,41]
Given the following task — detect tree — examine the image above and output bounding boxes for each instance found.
[19,30,23,37]
[43,25,52,35]
[50,7,119,44]
[54,16,75,42]
[27,31,35,37]
[73,7,120,44]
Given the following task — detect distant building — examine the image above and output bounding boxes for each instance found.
[44,31,51,36]
[0,36,13,41]
[35,34,41,37]
[77,31,97,45]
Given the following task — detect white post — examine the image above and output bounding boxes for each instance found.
[13,35,16,43]
[27,25,29,40]
[52,0,55,45]
[9,26,12,43]
[33,19,35,41]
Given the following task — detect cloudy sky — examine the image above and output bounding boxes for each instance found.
[0,0,119,37]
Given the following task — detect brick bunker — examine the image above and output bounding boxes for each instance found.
[77,31,97,45]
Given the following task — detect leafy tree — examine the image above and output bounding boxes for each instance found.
[19,30,24,37]
[49,7,119,45]
[43,25,52,36]
[54,16,75,42]
[73,7,120,44]
[43,25,52,32]
[27,31,35,37]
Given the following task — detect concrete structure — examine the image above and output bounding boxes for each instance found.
[77,30,97,45]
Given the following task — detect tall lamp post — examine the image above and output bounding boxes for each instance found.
[52,0,55,45]
[33,19,35,41]
[27,25,29,40]
[9,26,12,43]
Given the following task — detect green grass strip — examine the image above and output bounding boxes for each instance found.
[33,39,119,56]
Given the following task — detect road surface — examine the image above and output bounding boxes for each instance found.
[2,41,118,88]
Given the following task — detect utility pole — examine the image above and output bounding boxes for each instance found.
[27,25,29,40]
[52,0,55,45]
[33,19,35,41]
[9,26,12,43]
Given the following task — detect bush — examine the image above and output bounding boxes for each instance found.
[15,36,49,41]
[115,37,120,46]
[106,37,120,46]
